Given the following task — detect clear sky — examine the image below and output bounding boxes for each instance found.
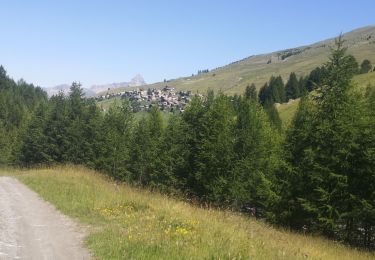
[1,0,374,88]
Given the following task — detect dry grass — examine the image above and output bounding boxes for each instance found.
[0,165,372,259]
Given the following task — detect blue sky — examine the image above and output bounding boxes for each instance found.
[1,0,374,88]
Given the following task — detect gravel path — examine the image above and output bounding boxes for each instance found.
[0,176,91,260]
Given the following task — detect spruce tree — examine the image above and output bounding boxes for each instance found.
[194,94,236,202]
[245,83,257,101]
[130,106,164,187]
[264,101,282,131]
[360,59,372,74]
[231,97,280,219]
[285,72,300,100]
[282,36,375,245]
[19,103,50,165]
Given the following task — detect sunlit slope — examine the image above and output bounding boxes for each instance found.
[0,166,372,260]
[104,26,375,96]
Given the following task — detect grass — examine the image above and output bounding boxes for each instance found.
[277,99,301,127]
[353,71,375,90]
[1,166,374,259]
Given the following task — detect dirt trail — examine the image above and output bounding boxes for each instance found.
[0,176,91,260]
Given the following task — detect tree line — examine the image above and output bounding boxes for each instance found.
[0,37,374,249]
[259,57,373,107]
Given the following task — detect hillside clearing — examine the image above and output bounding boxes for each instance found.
[2,166,374,260]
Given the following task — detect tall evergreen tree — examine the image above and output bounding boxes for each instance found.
[360,59,372,74]
[264,101,282,131]
[194,94,236,202]
[245,83,257,101]
[269,76,286,103]
[231,98,280,219]
[130,106,164,187]
[44,93,70,163]
[258,83,269,105]
[285,72,300,100]
[99,100,133,179]
[19,103,50,165]
[282,36,375,246]
[306,66,327,91]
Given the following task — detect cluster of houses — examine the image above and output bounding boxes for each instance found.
[96,86,193,113]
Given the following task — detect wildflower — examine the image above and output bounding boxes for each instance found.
[176,227,189,235]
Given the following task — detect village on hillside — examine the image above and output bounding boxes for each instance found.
[96,86,196,113]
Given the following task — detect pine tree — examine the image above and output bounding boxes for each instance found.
[194,94,236,202]
[180,96,207,195]
[130,106,164,187]
[258,83,269,105]
[346,55,359,75]
[282,36,375,245]
[158,115,190,191]
[278,96,316,228]
[285,72,300,100]
[258,76,285,105]
[19,103,50,165]
[264,101,282,131]
[298,76,308,96]
[231,98,280,219]
[269,76,286,103]
[65,82,88,164]
[100,100,133,180]
[306,66,327,91]
[360,59,372,74]
[245,83,257,101]
[44,93,70,163]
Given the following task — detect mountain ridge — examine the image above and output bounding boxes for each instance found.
[45,74,146,97]
[105,25,375,96]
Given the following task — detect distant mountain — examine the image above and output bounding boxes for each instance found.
[44,84,97,98]
[45,74,146,97]
[129,74,146,87]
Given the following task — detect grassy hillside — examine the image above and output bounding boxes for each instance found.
[104,26,375,97]
[278,71,375,124]
[2,166,374,259]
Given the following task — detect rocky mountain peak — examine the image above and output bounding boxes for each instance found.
[129,74,146,87]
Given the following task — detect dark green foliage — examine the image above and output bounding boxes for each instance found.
[346,55,359,75]
[194,94,236,201]
[360,59,373,74]
[20,83,103,167]
[231,98,280,218]
[0,65,47,165]
[19,103,50,165]
[270,76,286,103]
[264,101,282,131]
[285,72,300,100]
[129,106,165,187]
[280,36,375,248]
[306,66,328,91]
[258,83,269,105]
[298,76,309,96]
[258,76,285,105]
[159,115,191,191]
[43,93,70,163]
[97,100,133,178]
[278,96,317,228]
[245,83,257,101]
